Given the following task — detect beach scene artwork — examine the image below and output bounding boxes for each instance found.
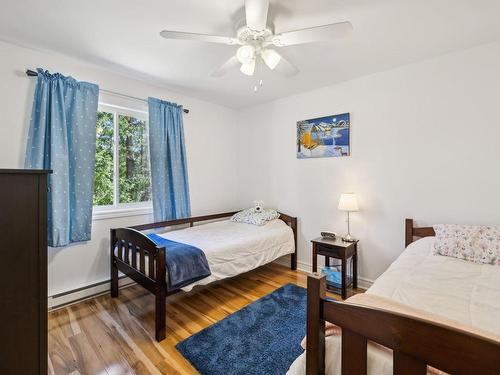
[297,113,350,159]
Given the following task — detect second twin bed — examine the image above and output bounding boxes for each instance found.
[111,209,297,340]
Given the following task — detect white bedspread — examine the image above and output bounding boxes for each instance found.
[156,218,295,291]
[287,236,500,375]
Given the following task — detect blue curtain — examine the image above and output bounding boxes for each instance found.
[148,97,191,221]
[25,68,99,247]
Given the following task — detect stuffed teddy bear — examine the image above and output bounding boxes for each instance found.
[254,200,264,213]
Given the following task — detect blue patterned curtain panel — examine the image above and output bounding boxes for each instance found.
[148,97,191,221]
[25,68,99,247]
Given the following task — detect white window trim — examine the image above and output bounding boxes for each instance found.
[92,203,153,221]
[92,103,152,220]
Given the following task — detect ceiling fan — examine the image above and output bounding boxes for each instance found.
[159,0,353,78]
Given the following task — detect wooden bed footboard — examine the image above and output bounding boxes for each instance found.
[110,227,168,340]
[110,210,297,341]
[305,273,500,375]
[306,218,499,374]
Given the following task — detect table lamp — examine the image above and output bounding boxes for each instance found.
[338,193,359,242]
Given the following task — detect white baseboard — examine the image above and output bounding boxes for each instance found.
[355,277,374,290]
[48,277,135,310]
[274,256,374,290]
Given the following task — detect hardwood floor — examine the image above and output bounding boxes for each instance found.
[48,263,362,375]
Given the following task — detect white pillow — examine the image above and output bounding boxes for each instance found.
[433,224,500,265]
[230,208,280,226]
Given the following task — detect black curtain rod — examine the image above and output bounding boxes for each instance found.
[25,69,190,114]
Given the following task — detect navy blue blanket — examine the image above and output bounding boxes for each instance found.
[147,233,211,290]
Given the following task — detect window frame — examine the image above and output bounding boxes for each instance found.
[93,103,153,221]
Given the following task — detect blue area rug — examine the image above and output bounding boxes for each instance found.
[176,283,306,375]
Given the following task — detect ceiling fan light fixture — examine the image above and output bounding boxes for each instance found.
[236,45,256,64]
[261,48,281,70]
[159,0,353,79]
[240,60,256,76]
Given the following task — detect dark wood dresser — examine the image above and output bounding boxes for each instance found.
[0,169,49,374]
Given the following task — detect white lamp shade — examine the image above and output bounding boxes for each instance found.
[236,45,256,64]
[240,59,256,76]
[338,193,359,212]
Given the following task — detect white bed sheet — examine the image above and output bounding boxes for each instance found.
[153,218,295,291]
[287,236,500,375]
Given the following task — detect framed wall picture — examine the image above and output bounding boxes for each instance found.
[297,113,350,159]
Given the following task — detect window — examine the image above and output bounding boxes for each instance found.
[94,111,114,206]
[93,104,151,217]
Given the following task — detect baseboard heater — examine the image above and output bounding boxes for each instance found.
[49,275,135,310]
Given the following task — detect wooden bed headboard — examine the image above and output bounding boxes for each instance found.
[405,218,435,248]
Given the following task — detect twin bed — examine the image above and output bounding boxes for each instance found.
[110,210,297,341]
[294,219,500,375]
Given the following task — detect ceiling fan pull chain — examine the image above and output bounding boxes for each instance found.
[254,78,264,93]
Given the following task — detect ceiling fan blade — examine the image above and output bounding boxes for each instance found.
[272,21,353,47]
[274,55,299,77]
[160,30,238,45]
[211,55,240,77]
[245,0,269,31]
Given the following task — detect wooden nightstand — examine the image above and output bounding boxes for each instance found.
[311,237,358,299]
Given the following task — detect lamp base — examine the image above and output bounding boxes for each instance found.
[342,234,357,243]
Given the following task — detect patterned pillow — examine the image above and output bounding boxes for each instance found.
[475,226,500,265]
[230,208,280,226]
[433,224,500,265]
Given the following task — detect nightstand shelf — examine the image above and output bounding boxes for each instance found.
[325,275,353,292]
[311,237,358,299]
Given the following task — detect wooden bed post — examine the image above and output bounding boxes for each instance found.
[342,329,367,374]
[306,273,326,375]
[155,246,167,341]
[291,216,298,270]
[155,290,166,341]
[110,228,119,298]
[405,218,435,248]
[405,218,413,248]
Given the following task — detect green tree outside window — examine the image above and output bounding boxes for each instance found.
[93,111,151,206]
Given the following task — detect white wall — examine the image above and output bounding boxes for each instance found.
[3,38,500,297]
[0,40,240,296]
[237,41,500,283]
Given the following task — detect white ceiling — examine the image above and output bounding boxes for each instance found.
[1,0,500,108]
